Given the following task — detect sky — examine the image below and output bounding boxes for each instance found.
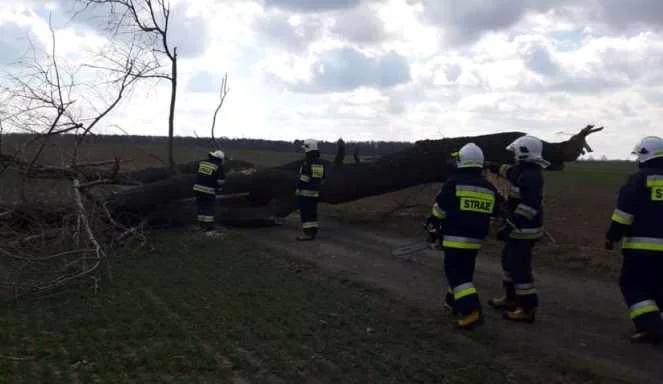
[1,0,663,159]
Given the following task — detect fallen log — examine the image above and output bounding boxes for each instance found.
[3,127,603,226]
[111,125,603,224]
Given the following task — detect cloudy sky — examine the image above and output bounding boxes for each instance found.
[2,0,663,158]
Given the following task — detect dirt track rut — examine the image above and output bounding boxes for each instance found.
[248,217,663,384]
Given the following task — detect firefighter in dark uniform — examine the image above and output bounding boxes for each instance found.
[428,143,498,329]
[606,136,663,343]
[296,139,325,241]
[192,150,225,232]
[486,135,548,323]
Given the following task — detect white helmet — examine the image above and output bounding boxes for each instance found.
[302,139,319,153]
[453,142,484,168]
[506,135,550,168]
[632,136,663,163]
[209,150,225,160]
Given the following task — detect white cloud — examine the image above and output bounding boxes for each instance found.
[2,0,663,158]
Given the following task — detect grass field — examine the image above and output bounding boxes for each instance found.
[0,231,532,383]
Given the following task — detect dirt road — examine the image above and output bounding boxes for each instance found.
[248,217,663,384]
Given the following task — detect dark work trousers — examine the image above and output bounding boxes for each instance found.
[501,239,538,310]
[620,250,663,334]
[195,192,216,230]
[444,248,481,316]
[298,196,319,232]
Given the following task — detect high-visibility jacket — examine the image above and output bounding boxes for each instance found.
[296,157,325,198]
[499,162,545,240]
[431,168,498,250]
[607,160,663,251]
[193,157,225,195]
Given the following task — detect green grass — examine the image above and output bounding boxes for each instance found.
[0,231,525,383]
[545,161,634,192]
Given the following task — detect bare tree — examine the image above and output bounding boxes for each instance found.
[210,73,229,150]
[76,0,179,171]
[0,14,153,299]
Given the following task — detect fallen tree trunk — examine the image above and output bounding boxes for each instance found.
[3,127,603,226]
[109,126,603,224]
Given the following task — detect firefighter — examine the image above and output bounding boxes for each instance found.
[428,143,498,329]
[192,150,225,232]
[486,135,548,323]
[296,139,325,241]
[606,136,663,343]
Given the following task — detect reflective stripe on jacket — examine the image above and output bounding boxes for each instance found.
[607,164,663,248]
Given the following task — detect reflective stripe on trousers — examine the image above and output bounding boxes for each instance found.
[442,236,482,250]
[296,189,320,198]
[515,282,537,296]
[453,282,478,300]
[197,215,214,223]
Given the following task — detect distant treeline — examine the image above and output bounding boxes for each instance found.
[2,133,413,157]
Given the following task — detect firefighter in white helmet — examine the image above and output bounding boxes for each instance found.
[428,142,498,329]
[486,135,549,323]
[296,139,326,241]
[193,150,226,232]
[606,136,663,343]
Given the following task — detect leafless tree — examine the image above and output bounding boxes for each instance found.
[210,73,230,150]
[0,14,152,300]
[75,0,180,171]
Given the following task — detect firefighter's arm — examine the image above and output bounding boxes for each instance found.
[606,175,639,247]
[432,181,454,222]
[298,162,312,183]
[512,172,542,221]
[426,183,450,237]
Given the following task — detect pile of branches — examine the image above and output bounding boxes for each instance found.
[0,14,157,301]
[0,162,147,301]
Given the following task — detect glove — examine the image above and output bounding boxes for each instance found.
[425,217,441,243]
[605,240,615,250]
[485,161,501,174]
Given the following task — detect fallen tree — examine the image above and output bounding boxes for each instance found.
[104,125,604,225]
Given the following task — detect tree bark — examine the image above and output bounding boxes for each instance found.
[168,47,178,171]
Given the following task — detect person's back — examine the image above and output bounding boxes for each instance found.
[501,162,544,239]
[194,157,224,195]
[431,142,496,330]
[606,136,663,343]
[439,168,497,246]
[193,151,225,232]
[612,160,663,245]
[296,139,325,241]
[487,135,549,323]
